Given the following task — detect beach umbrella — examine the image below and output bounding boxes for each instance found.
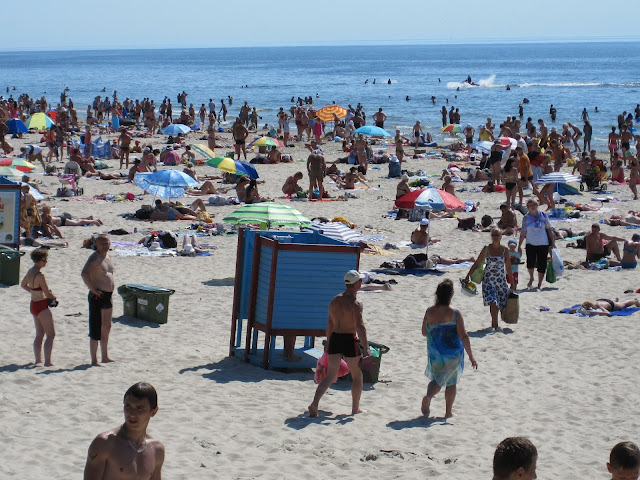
[5,118,28,134]
[191,122,202,131]
[24,113,55,130]
[190,143,217,160]
[441,124,463,134]
[46,110,58,122]
[248,136,284,148]
[316,105,347,123]
[470,140,493,154]
[161,124,191,135]
[535,172,582,185]
[142,169,198,188]
[0,158,36,172]
[223,202,311,228]
[499,136,517,148]
[354,125,392,137]
[303,222,364,243]
[206,157,259,179]
[133,172,189,198]
[0,166,23,179]
[395,187,466,212]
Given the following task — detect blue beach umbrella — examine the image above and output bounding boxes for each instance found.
[354,125,392,137]
[142,169,198,188]
[6,118,28,134]
[161,124,191,135]
[470,141,493,154]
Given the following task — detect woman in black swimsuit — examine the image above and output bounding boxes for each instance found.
[502,156,519,209]
[569,298,640,316]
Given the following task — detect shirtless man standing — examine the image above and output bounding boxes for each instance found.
[308,270,369,417]
[81,234,115,366]
[354,134,368,174]
[372,108,387,128]
[84,382,164,480]
[232,118,248,160]
[119,129,132,170]
[306,150,326,199]
[537,119,549,150]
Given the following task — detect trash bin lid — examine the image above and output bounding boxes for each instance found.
[125,283,175,294]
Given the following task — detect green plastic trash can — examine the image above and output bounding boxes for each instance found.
[127,284,175,324]
[0,245,25,286]
[116,285,138,318]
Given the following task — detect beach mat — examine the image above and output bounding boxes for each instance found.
[560,304,640,317]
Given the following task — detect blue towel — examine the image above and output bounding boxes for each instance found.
[560,304,640,317]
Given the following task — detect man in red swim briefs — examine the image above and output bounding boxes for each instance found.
[308,270,370,417]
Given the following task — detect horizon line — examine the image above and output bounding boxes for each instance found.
[2,37,639,53]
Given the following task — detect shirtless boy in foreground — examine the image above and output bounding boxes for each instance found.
[308,270,370,417]
[84,382,164,480]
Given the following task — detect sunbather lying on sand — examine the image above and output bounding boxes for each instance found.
[603,215,640,226]
[568,298,640,316]
[150,200,197,221]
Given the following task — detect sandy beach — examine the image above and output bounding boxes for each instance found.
[1,125,640,479]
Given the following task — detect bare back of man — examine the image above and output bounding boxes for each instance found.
[308,274,369,417]
[307,152,326,199]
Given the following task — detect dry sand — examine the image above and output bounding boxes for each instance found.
[1,127,639,479]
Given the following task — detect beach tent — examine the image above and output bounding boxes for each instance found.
[23,113,55,130]
[5,118,28,134]
[554,183,582,195]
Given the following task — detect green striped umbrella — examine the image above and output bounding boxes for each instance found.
[222,202,311,229]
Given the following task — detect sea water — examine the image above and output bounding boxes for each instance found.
[1,42,639,150]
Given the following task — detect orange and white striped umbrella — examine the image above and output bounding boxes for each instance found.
[315,105,347,123]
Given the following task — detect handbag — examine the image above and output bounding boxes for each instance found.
[359,354,378,372]
[469,248,487,284]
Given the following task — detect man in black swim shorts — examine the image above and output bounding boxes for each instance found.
[81,234,116,366]
[308,270,370,417]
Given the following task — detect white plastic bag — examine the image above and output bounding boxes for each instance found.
[551,248,564,277]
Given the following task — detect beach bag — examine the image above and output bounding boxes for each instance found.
[501,292,519,324]
[388,160,401,178]
[551,248,564,277]
[457,216,476,230]
[545,259,556,283]
[135,208,151,220]
[403,253,428,269]
[314,353,349,384]
[158,231,177,248]
[469,249,486,284]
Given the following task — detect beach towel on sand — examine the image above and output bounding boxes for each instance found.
[560,305,640,317]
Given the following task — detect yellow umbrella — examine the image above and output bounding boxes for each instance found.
[316,105,347,123]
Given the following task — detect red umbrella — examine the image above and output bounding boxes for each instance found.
[395,188,466,211]
[46,110,58,122]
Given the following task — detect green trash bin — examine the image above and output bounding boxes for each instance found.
[117,285,138,318]
[127,284,175,324]
[0,245,25,286]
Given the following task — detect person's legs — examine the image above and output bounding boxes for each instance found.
[421,380,441,416]
[283,335,300,361]
[100,308,114,363]
[308,353,342,416]
[607,240,622,261]
[241,144,247,160]
[234,144,241,160]
[33,315,44,364]
[90,339,99,366]
[344,356,364,415]
[317,180,324,199]
[489,303,500,330]
[38,309,55,366]
[308,179,317,200]
[444,385,457,418]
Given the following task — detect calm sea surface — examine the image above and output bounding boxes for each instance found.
[1,42,639,149]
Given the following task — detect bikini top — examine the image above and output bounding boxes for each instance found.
[28,272,43,291]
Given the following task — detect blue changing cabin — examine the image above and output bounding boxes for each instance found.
[229,227,360,369]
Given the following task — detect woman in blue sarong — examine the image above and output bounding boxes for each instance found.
[422,279,478,418]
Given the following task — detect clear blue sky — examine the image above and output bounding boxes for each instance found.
[3,0,639,51]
